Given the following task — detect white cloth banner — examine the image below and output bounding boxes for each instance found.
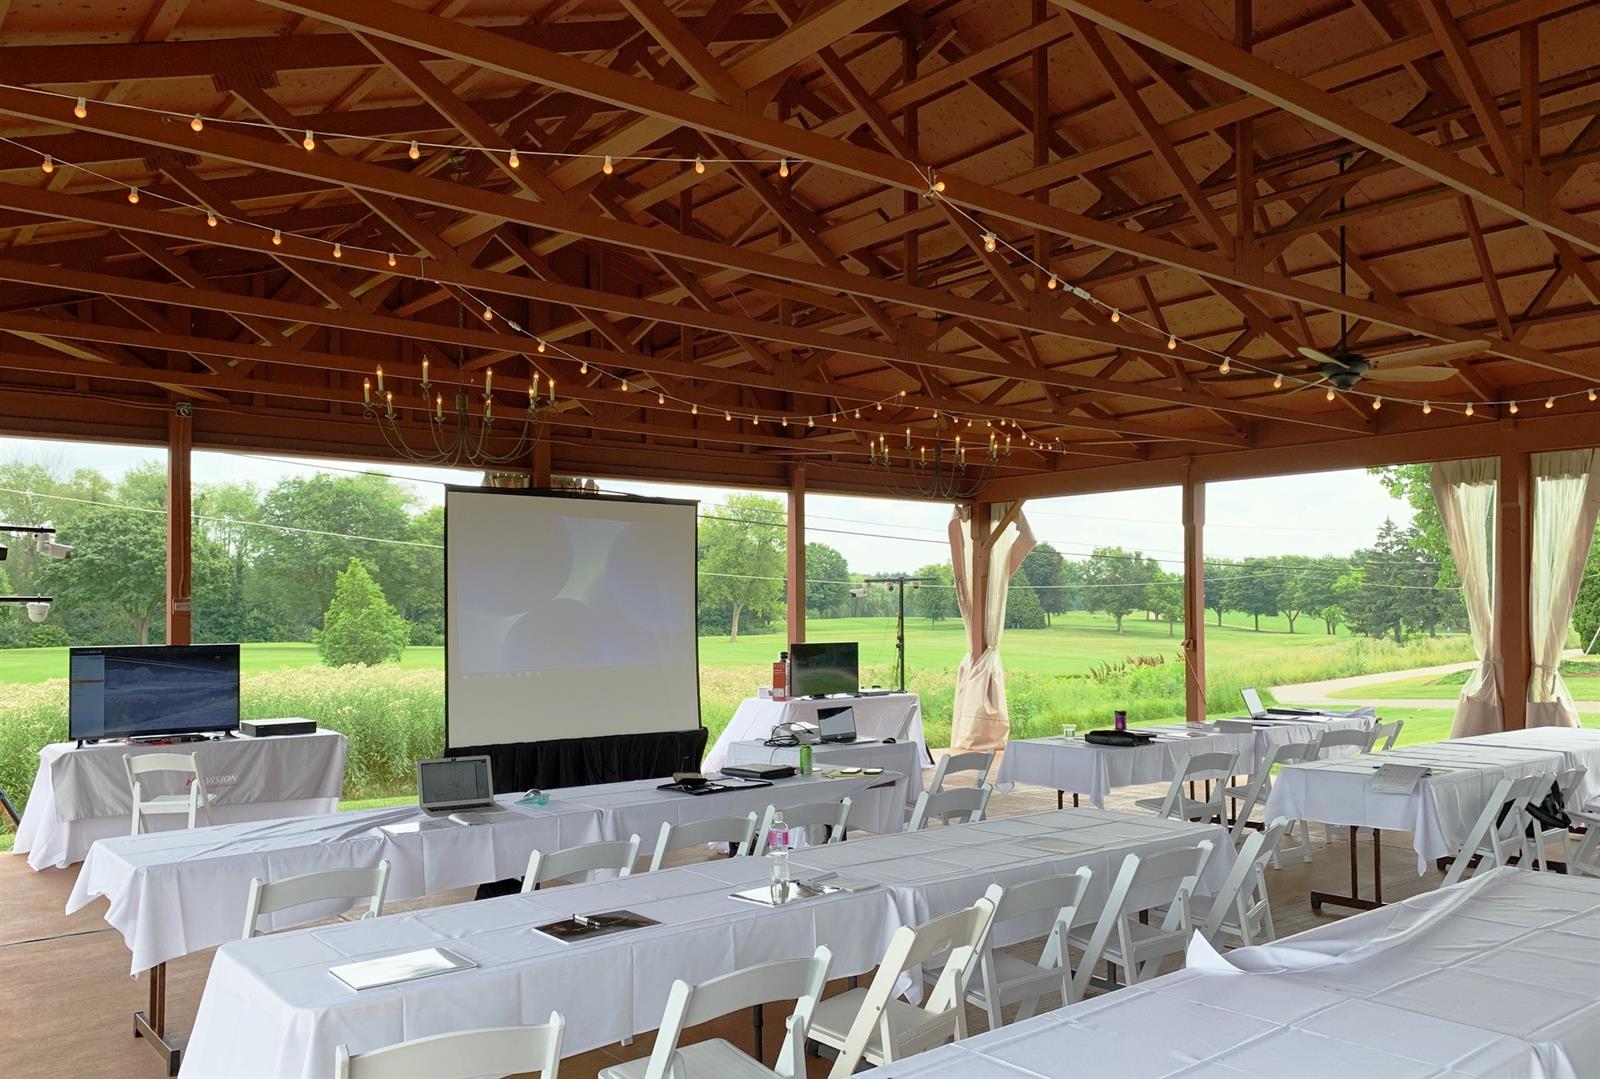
[1529,450,1600,728]
[949,504,1035,753]
[1430,458,1502,738]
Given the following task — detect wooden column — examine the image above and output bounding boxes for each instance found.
[165,405,193,646]
[1495,451,1533,730]
[969,502,991,659]
[786,465,806,646]
[531,436,551,488]
[1182,477,1206,723]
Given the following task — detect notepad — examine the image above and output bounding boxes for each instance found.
[533,910,659,943]
[1369,763,1430,794]
[729,875,876,907]
[329,947,476,991]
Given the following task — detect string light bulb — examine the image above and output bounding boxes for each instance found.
[1166,334,1177,351]
[693,156,705,175]
[302,130,316,151]
[536,340,546,354]
[333,243,343,258]
[602,155,613,175]
[1466,402,1475,416]
[1372,396,1382,410]
[407,140,420,161]
[982,231,997,253]
[1591,388,1598,403]
[482,305,493,322]
[508,150,520,169]
[579,361,588,375]
[1325,387,1336,401]
[271,229,283,246]
[658,392,666,404]
[932,177,945,193]
[1546,396,1555,409]
[73,97,87,119]
[127,186,140,204]
[1509,400,1519,414]
[1046,274,1058,291]
[205,211,217,227]
[387,251,397,267]
[1219,357,1231,375]
[691,404,698,415]
[190,115,204,133]
[1272,373,1283,389]
[778,158,790,178]
[40,156,53,174]
[725,410,732,421]
[1422,401,1432,415]
[622,379,629,392]
[1110,309,1120,323]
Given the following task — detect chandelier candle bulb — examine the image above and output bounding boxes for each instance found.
[484,368,492,395]
[484,397,492,421]
[420,358,428,385]
[385,390,393,417]
[548,379,555,406]
[435,394,443,421]
[375,366,384,394]
[363,378,371,405]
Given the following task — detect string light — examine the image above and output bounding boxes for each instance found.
[271,229,282,246]
[1372,396,1382,411]
[1272,373,1283,389]
[302,130,316,151]
[691,404,698,415]
[1509,400,1519,414]
[1110,309,1120,323]
[1046,273,1058,291]
[1422,401,1432,415]
[693,156,705,175]
[205,211,217,227]
[387,251,397,267]
[1546,396,1555,409]
[725,410,732,421]
[127,186,139,204]
[482,305,493,322]
[778,158,789,178]
[1219,357,1231,375]
[579,361,588,374]
[408,140,420,161]
[73,97,87,119]
[507,150,520,169]
[39,155,52,174]
[1591,389,1598,402]
[602,155,613,175]
[982,231,997,253]
[1166,334,1177,351]
[658,392,666,404]
[190,115,204,133]
[932,177,946,193]
[536,340,546,354]
[1466,402,1475,416]
[1326,387,1336,401]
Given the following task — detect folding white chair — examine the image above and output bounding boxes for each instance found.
[1222,741,1316,866]
[1185,820,1288,949]
[1066,840,1214,992]
[243,861,391,939]
[927,868,1093,1031]
[1441,774,1549,886]
[1529,766,1586,872]
[806,898,998,1076]
[752,800,851,855]
[1135,751,1239,823]
[1570,810,1600,878]
[926,750,995,794]
[1372,719,1404,750]
[124,751,211,835]
[599,947,832,1079]
[909,784,993,830]
[1317,727,1378,755]
[649,814,758,871]
[336,1013,564,1079]
[522,835,641,891]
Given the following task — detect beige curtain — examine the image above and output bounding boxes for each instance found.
[1429,459,1500,737]
[949,503,1036,751]
[1528,450,1600,727]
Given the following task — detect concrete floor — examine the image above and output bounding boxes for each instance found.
[0,768,1449,1079]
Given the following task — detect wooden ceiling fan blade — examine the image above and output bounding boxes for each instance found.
[1370,339,1489,370]
[1297,346,1337,363]
[1363,366,1459,383]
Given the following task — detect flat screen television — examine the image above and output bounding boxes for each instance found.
[68,644,241,741]
[790,641,859,697]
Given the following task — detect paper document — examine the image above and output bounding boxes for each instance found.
[329,947,476,991]
[729,876,876,907]
[533,910,659,943]
[1370,763,1430,794]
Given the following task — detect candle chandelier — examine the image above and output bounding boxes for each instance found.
[363,358,556,468]
[868,429,1010,499]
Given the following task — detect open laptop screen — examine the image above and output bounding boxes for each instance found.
[818,706,857,742]
[417,756,492,809]
[1240,688,1265,717]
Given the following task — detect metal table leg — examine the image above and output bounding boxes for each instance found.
[1309,826,1385,912]
[133,961,183,1076]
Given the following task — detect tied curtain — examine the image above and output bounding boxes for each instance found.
[948,503,1035,751]
[1529,450,1600,728]
[1429,459,1500,737]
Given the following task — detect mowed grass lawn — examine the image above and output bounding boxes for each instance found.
[0,611,1365,686]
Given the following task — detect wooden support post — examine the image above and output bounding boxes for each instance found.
[969,502,991,660]
[786,465,806,646]
[165,405,192,646]
[1182,477,1206,723]
[531,436,551,488]
[1496,451,1533,730]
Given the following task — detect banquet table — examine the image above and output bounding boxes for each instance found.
[995,726,1256,807]
[1264,741,1565,910]
[860,868,1600,1079]
[1456,727,1600,808]
[723,737,925,808]
[13,730,348,870]
[176,807,1230,1077]
[1215,708,1378,767]
[704,692,924,772]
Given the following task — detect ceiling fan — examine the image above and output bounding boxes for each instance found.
[1297,160,1486,392]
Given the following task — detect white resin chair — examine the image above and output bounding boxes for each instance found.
[926,750,995,794]
[1184,820,1288,949]
[243,861,391,938]
[599,947,832,1079]
[336,1014,564,1079]
[1223,741,1316,866]
[1442,774,1549,886]
[909,784,992,830]
[1528,766,1586,872]
[752,800,851,855]
[1135,751,1239,824]
[1317,727,1378,755]
[806,898,997,1076]
[1570,810,1600,878]
[522,835,641,891]
[124,751,211,835]
[649,814,758,871]
[1066,841,1214,992]
[1372,719,1405,750]
[927,868,1094,1031]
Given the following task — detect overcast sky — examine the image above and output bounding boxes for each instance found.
[0,434,1413,575]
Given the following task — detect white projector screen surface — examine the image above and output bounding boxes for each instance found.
[446,490,699,745]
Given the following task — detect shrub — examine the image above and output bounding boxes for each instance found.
[316,558,408,667]
[25,623,70,648]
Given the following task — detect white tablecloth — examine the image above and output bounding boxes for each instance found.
[996,727,1256,807]
[1456,727,1600,808]
[864,869,1600,1078]
[723,738,925,808]
[704,693,923,772]
[1264,742,1565,872]
[177,808,1230,1077]
[68,770,906,975]
[14,731,348,870]
[1219,710,1377,767]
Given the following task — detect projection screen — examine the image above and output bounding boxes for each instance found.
[446,488,700,746]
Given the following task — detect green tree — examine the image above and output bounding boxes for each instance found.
[1224,557,1282,631]
[1373,464,1455,583]
[316,557,409,666]
[698,494,785,641]
[1004,575,1047,629]
[1147,569,1184,636]
[1274,555,1316,633]
[1082,546,1154,633]
[1204,557,1235,626]
[1338,521,1447,644]
[909,562,957,625]
[1573,538,1600,652]
[803,542,851,617]
[1019,543,1067,625]
[1303,555,1350,634]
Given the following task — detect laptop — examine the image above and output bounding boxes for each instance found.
[1241,688,1320,719]
[818,705,858,744]
[416,755,507,817]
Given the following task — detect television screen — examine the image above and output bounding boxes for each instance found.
[69,644,241,741]
[790,642,859,697]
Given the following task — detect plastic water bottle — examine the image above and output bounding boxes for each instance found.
[767,810,792,901]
